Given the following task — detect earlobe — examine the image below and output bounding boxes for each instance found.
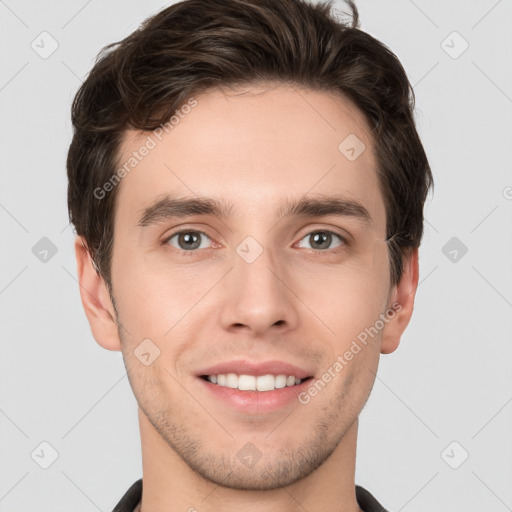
[380,248,419,355]
[74,236,122,352]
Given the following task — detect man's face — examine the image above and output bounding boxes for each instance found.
[108,83,394,490]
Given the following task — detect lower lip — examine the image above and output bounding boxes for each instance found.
[197,377,314,413]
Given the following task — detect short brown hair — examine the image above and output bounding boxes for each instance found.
[67,0,433,290]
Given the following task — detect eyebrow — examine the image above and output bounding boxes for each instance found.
[137,193,372,227]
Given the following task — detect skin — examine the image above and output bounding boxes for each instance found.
[75,82,418,512]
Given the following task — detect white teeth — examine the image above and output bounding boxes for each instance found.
[257,374,276,391]
[225,373,238,389]
[238,374,256,391]
[274,375,288,389]
[206,373,303,391]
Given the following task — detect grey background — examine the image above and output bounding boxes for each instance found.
[0,0,511,510]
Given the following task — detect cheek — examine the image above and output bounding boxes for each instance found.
[293,253,390,337]
[110,248,179,337]
[117,274,193,338]
[303,278,387,353]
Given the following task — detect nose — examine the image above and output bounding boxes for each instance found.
[218,243,299,336]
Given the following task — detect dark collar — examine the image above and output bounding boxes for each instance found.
[112,479,389,512]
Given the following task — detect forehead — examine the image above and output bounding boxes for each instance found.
[114,83,385,231]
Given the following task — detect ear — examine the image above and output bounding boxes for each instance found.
[74,236,122,351]
[380,247,419,354]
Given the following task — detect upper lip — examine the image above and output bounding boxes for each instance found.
[196,360,314,379]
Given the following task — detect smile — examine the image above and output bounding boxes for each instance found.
[201,373,313,391]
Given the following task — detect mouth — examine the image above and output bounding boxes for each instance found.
[194,360,316,412]
[199,374,314,392]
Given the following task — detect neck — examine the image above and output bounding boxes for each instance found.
[137,408,363,512]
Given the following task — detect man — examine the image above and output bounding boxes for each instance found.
[67,0,433,510]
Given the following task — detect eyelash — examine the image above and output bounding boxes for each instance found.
[162,229,349,256]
